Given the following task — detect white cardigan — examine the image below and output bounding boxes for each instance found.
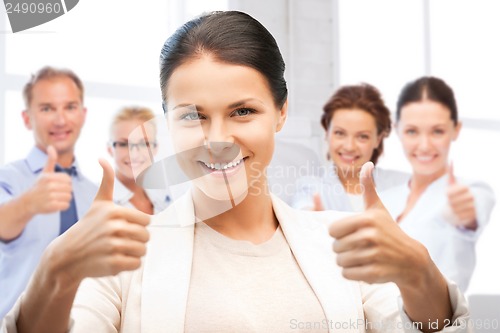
[2,193,470,332]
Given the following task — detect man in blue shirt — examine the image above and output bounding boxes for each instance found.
[0,66,97,319]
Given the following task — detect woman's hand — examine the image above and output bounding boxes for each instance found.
[329,162,431,286]
[17,160,151,333]
[446,163,478,230]
[329,162,452,332]
[46,159,151,288]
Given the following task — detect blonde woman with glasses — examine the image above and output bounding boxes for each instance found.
[107,107,171,214]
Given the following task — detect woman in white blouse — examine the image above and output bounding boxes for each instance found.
[293,84,408,212]
[379,76,496,292]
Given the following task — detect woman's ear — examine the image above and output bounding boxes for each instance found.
[275,99,288,133]
[376,130,387,147]
[452,121,462,141]
[107,144,114,157]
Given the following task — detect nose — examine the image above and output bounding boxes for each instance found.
[344,136,356,151]
[53,108,67,126]
[129,144,141,154]
[418,134,431,150]
[204,119,236,156]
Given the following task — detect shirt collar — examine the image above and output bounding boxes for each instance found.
[26,146,82,179]
[113,178,134,205]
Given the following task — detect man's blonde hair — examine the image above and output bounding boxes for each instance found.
[23,66,84,107]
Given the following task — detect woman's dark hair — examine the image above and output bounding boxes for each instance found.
[321,83,391,165]
[396,76,458,125]
[159,11,287,110]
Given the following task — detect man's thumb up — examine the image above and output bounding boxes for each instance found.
[95,159,115,201]
[42,145,58,173]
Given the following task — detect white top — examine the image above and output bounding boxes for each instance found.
[292,165,410,212]
[185,222,327,332]
[112,178,171,214]
[379,175,496,292]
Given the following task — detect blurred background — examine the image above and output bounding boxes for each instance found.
[1,0,499,297]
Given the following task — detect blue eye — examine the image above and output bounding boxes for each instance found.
[233,108,255,117]
[181,112,202,121]
[406,129,416,135]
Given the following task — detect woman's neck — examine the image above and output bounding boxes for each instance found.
[194,181,278,244]
[117,172,141,192]
[409,168,447,193]
[397,168,447,223]
[117,172,154,214]
[337,165,362,194]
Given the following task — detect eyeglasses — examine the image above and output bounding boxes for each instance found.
[111,141,157,150]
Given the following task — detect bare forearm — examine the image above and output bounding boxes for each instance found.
[17,243,81,333]
[399,262,452,333]
[0,193,36,241]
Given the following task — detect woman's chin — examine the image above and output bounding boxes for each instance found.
[194,175,248,204]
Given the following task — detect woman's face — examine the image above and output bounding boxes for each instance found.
[164,56,287,202]
[108,119,157,181]
[397,100,461,178]
[328,108,382,175]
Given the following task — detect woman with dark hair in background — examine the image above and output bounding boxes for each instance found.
[3,12,468,333]
[380,76,495,292]
[293,83,408,212]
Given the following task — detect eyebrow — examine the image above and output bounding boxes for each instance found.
[331,126,372,133]
[228,98,263,108]
[403,123,448,128]
[36,101,80,107]
[172,98,263,111]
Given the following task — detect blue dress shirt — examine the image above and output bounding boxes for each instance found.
[0,147,97,319]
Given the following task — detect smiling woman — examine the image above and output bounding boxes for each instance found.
[165,57,287,216]
[292,84,409,212]
[379,76,496,292]
[107,106,171,214]
[3,11,470,333]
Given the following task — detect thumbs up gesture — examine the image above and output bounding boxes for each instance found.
[328,162,430,286]
[46,159,151,284]
[328,162,454,330]
[446,162,478,230]
[28,146,73,214]
[312,193,325,211]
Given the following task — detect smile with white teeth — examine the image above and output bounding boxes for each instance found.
[339,153,358,162]
[202,158,244,171]
[415,155,435,162]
